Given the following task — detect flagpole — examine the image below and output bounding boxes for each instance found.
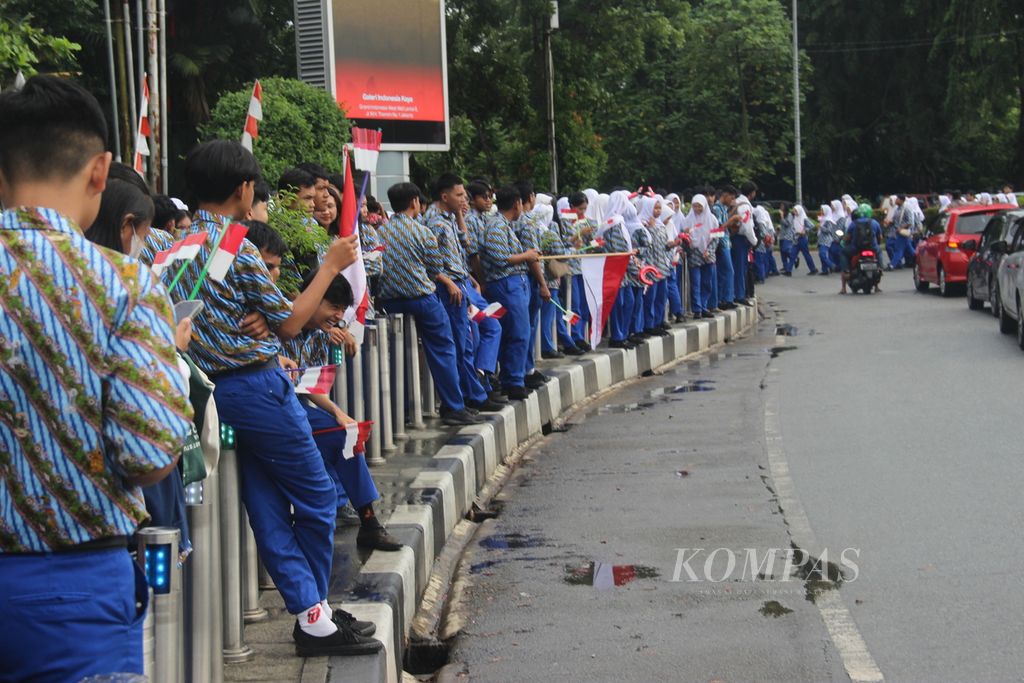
[538,252,634,261]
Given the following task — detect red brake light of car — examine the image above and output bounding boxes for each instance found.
[860,251,874,257]
[947,241,959,251]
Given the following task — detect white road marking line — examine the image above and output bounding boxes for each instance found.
[764,336,885,683]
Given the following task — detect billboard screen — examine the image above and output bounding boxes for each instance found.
[330,0,449,150]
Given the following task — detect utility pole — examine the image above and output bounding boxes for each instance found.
[545,2,559,194]
[791,0,802,205]
[102,0,122,161]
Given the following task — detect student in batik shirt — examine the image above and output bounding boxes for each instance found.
[0,75,193,682]
[172,140,380,657]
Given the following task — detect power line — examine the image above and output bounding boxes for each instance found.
[801,28,1023,54]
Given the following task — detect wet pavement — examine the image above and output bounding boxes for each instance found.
[449,314,848,682]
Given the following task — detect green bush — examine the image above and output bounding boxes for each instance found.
[202,77,350,187]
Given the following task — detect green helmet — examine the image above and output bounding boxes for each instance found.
[856,203,873,219]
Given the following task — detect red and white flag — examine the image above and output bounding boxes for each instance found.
[151,232,207,277]
[207,223,250,283]
[343,421,374,460]
[240,80,263,152]
[581,253,630,349]
[133,75,151,175]
[293,364,337,395]
[468,301,506,323]
[563,310,581,327]
[339,149,370,343]
[352,126,383,172]
[150,248,174,277]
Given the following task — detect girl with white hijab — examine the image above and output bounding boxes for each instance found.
[660,197,686,322]
[583,189,602,224]
[789,204,819,274]
[816,204,837,274]
[680,194,718,317]
[642,196,673,334]
[600,191,639,349]
[623,200,651,337]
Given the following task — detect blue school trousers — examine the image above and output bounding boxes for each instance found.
[379,293,466,412]
[0,548,149,682]
[611,286,633,342]
[541,288,575,353]
[780,239,795,273]
[667,264,684,316]
[437,279,489,404]
[716,244,735,304]
[792,235,818,273]
[465,284,501,375]
[732,235,751,298]
[631,284,645,334]
[525,281,541,374]
[213,366,336,614]
[571,274,590,343]
[485,274,531,388]
[690,263,713,313]
[818,244,836,273]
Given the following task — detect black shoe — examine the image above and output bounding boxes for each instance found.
[673,314,687,323]
[609,340,634,349]
[356,525,404,551]
[336,503,361,527]
[541,350,564,360]
[502,385,531,400]
[736,298,752,306]
[487,390,509,404]
[441,409,483,426]
[574,340,591,352]
[658,322,672,331]
[783,271,792,277]
[628,334,646,344]
[710,308,722,314]
[701,311,714,319]
[807,271,819,275]
[525,371,549,388]
[563,345,585,356]
[330,610,376,638]
[720,302,736,310]
[650,328,670,337]
[293,621,383,657]
[468,398,506,412]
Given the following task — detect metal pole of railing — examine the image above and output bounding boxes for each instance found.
[137,526,183,683]
[143,588,155,680]
[407,316,425,429]
[217,424,253,663]
[206,464,224,683]
[351,344,365,422]
[184,482,213,683]
[378,316,395,454]
[258,560,275,591]
[391,315,408,440]
[683,260,691,317]
[332,346,348,414]
[240,505,268,623]
[365,323,384,465]
[421,342,436,417]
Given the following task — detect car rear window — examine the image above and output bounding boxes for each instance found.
[955,214,992,235]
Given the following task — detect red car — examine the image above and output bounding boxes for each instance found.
[914,204,1015,296]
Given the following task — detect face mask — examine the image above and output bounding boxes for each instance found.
[129,230,145,258]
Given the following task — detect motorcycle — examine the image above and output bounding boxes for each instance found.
[848,248,883,294]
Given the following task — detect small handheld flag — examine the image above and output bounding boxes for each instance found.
[134,75,151,175]
[206,223,250,283]
[343,421,374,460]
[468,302,507,322]
[352,127,383,172]
[293,365,337,395]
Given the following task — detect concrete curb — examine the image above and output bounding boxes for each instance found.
[328,303,759,682]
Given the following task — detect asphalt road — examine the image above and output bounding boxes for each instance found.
[448,268,1024,682]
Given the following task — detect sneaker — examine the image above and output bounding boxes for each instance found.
[336,504,361,527]
[541,350,565,360]
[293,621,383,657]
[467,398,507,412]
[502,385,531,400]
[330,610,376,638]
[356,525,404,552]
[441,409,483,426]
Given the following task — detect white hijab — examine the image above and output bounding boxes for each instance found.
[792,205,809,234]
[819,204,834,223]
[939,195,952,212]
[843,197,858,216]
[906,197,925,221]
[534,203,555,229]
[831,200,845,222]
[583,189,602,223]
[637,195,659,225]
[658,198,676,225]
[556,196,570,214]
[979,192,992,205]
[753,205,775,235]
[599,190,634,248]
[681,194,717,253]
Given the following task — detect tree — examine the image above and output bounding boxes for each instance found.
[0,10,81,82]
[202,77,351,187]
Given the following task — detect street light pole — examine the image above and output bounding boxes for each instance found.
[545,2,559,194]
[791,0,802,206]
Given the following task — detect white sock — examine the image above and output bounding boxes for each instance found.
[320,599,333,620]
[297,603,338,637]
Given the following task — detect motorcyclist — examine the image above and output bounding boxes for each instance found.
[840,203,882,295]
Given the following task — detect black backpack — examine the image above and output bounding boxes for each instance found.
[853,220,874,250]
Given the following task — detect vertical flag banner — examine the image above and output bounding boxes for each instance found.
[582,253,630,350]
[338,148,371,343]
[133,75,151,175]
[240,80,263,152]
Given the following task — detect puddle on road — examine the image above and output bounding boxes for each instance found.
[759,600,794,618]
[563,561,660,589]
[775,324,799,336]
[479,532,549,550]
[769,346,798,358]
[596,401,657,415]
[647,380,717,398]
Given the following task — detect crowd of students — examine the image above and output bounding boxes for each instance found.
[19,73,1021,681]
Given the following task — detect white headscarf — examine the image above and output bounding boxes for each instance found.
[535,193,553,207]
[658,197,676,225]
[939,195,952,212]
[753,205,775,235]
[534,203,555,229]
[583,189,602,223]
[681,194,717,253]
[906,197,925,222]
[831,200,845,221]
[818,204,833,223]
[599,190,634,248]
[843,197,858,215]
[792,205,809,234]
[637,195,660,225]
[623,201,647,242]
[556,196,570,214]
[979,192,992,205]
[598,193,610,220]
